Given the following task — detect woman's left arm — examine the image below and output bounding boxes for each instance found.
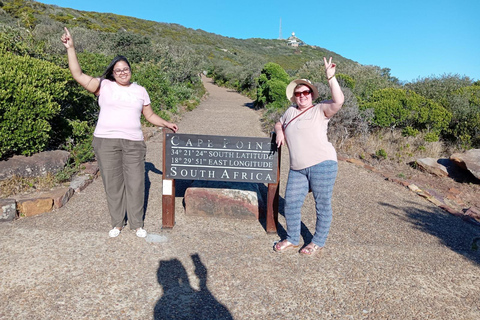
[142,104,178,132]
[322,57,345,118]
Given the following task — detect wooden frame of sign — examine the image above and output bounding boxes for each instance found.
[162,130,281,233]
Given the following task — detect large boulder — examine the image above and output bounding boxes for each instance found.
[450,149,480,180]
[414,158,449,177]
[184,181,265,219]
[0,150,70,180]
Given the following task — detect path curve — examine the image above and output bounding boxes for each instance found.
[1,77,479,319]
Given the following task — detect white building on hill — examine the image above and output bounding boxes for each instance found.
[286,32,304,47]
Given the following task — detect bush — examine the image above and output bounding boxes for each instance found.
[0,51,69,158]
[445,85,480,148]
[255,62,290,109]
[360,88,451,136]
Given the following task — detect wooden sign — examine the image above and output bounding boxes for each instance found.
[162,131,281,233]
[165,133,278,183]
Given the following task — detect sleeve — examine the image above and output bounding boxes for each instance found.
[142,86,151,106]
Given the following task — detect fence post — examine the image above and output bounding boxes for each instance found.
[162,129,175,228]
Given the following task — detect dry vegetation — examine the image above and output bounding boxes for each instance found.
[0,173,60,198]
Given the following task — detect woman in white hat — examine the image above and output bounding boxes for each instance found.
[273,57,344,256]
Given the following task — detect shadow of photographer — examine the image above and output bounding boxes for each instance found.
[154,254,233,320]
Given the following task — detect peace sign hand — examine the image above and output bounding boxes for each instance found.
[60,27,74,49]
[324,56,336,80]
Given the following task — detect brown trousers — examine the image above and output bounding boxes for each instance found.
[93,137,146,230]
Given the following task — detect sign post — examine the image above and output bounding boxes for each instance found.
[162,131,281,232]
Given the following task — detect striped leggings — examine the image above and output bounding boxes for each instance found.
[284,160,338,247]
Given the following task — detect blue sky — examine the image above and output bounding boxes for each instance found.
[38,0,479,83]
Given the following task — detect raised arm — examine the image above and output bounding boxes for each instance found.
[61,27,100,94]
[322,57,344,118]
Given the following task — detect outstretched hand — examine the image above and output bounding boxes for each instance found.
[324,56,336,79]
[60,27,74,49]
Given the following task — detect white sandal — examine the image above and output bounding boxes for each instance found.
[109,228,121,238]
[136,228,147,238]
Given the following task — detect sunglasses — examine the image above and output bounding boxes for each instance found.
[294,90,312,97]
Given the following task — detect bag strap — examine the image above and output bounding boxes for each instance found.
[282,105,314,131]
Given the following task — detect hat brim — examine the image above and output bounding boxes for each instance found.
[286,79,319,103]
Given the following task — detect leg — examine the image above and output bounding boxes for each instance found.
[122,139,147,230]
[284,168,309,246]
[93,137,127,229]
[308,160,338,247]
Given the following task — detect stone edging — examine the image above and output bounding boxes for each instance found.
[1,162,100,222]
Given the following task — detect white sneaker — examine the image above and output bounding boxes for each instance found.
[136,228,147,238]
[109,228,121,238]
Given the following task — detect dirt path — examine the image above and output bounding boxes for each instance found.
[0,77,479,319]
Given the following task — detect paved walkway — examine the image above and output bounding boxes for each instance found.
[1,77,479,319]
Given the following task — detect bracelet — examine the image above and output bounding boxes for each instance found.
[327,75,335,81]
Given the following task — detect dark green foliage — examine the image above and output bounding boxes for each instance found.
[255,62,290,109]
[0,51,67,158]
[336,73,355,90]
[445,86,480,148]
[360,88,452,140]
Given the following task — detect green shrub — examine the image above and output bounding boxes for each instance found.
[255,62,290,109]
[424,132,439,143]
[445,85,480,148]
[375,149,387,159]
[360,88,451,135]
[0,51,69,158]
[402,126,419,137]
[336,73,355,90]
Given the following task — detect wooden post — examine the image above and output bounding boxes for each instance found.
[162,129,175,228]
[266,145,281,233]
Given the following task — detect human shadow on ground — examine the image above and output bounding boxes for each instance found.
[154,254,233,320]
[380,200,480,265]
[144,162,162,218]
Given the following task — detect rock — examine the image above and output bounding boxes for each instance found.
[414,158,449,177]
[0,150,70,180]
[70,175,94,193]
[450,149,480,180]
[346,158,365,167]
[464,207,480,223]
[0,198,17,222]
[16,197,54,217]
[49,187,75,209]
[184,181,264,219]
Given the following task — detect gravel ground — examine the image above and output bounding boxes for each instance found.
[1,77,479,320]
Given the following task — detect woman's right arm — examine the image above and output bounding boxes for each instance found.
[61,27,100,94]
[274,121,285,148]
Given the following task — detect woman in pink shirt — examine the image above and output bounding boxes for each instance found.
[273,57,344,256]
[61,27,178,238]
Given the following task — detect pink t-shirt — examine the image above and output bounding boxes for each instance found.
[93,79,150,141]
[280,104,337,170]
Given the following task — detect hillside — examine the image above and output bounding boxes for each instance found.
[0,0,357,74]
